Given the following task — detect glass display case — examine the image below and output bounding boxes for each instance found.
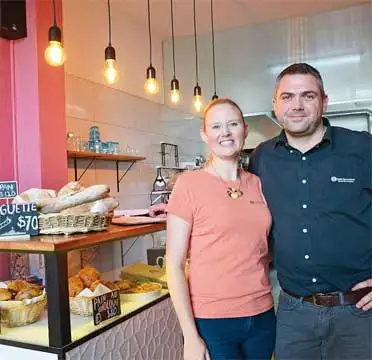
[0,223,182,360]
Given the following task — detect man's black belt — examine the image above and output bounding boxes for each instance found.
[284,287,372,307]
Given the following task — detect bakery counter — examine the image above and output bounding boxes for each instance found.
[0,223,183,360]
[0,223,166,253]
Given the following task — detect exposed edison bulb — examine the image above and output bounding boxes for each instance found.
[170,89,180,103]
[44,41,66,67]
[170,78,180,104]
[104,59,119,84]
[144,77,159,95]
[193,94,203,112]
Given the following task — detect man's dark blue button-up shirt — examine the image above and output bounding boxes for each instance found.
[249,119,372,296]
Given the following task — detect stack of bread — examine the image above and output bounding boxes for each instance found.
[13,181,119,235]
[0,280,46,327]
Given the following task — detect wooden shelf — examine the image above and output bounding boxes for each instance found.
[67,150,145,162]
[0,223,166,253]
[67,150,145,191]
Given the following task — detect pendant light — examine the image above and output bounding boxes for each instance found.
[169,0,180,103]
[103,0,119,85]
[44,0,66,67]
[144,0,159,95]
[192,0,203,112]
[210,0,218,100]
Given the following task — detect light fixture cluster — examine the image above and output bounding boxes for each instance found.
[44,0,220,110]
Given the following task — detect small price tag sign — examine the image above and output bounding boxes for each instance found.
[92,290,121,326]
[0,181,18,200]
[0,203,39,238]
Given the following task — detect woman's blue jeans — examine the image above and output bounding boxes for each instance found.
[195,308,276,360]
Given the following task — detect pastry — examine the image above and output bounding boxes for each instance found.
[7,280,31,293]
[114,279,137,292]
[0,288,12,301]
[78,266,100,287]
[15,287,42,300]
[90,280,118,292]
[123,282,162,294]
[68,276,84,297]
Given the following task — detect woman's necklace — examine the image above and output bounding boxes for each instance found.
[210,164,244,200]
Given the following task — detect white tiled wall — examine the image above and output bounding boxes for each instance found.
[163,3,372,116]
[65,74,205,271]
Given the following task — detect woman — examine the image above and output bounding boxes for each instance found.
[166,98,275,360]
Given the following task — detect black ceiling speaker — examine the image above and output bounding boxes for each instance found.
[0,0,27,40]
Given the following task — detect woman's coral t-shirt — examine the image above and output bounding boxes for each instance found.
[166,170,273,318]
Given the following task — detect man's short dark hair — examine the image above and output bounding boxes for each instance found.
[275,63,326,99]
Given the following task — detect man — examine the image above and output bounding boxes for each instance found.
[248,63,371,359]
[149,63,372,359]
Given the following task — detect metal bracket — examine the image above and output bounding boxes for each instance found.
[73,157,96,181]
[116,160,135,192]
[121,236,139,266]
[71,156,137,192]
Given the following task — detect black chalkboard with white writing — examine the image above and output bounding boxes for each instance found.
[0,181,18,200]
[92,290,121,326]
[0,203,39,237]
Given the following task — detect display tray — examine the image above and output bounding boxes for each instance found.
[112,216,166,225]
[0,290,169,347]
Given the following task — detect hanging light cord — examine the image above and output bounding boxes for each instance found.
[193,0,199,85]
[107,0,112,46]
[170,0,176,79]
[52,0,57,26]
[211,0,217,96]
[147,0,153,66]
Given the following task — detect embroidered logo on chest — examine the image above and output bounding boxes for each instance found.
[330,176,356,183]
[249,200,265,204]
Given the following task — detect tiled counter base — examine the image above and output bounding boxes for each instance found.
[0,296,182,360]
[66,297,182,360]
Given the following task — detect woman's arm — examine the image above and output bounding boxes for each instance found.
[166,213,198,339]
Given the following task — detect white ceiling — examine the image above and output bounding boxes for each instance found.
[118,0,370,38]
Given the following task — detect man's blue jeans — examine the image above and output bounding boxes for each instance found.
[275,290,372,359]
[195,308,276,360]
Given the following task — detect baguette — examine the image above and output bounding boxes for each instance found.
[40,185,110,214]
[58,181,85,197]
[60,197,119,215]
[12,188,56,209]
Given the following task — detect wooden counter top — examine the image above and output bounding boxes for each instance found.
[0,223,166,253]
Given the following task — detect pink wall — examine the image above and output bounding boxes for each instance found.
[14,0,67,192]
[0,40,15,182]
[0,39,13,279]
[0,0,67,279]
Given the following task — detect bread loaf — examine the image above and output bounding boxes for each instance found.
[58,181,85,197]
[39,185,110,214]
[12,188,57,209]
[60,197,119,215]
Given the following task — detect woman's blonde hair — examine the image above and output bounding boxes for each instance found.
[202,98,244,131]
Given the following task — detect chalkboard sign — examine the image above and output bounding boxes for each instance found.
[92,290,121,326]
[0,181,18,200]
[0,203,39,237]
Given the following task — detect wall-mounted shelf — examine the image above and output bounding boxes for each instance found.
[67,150,146,192]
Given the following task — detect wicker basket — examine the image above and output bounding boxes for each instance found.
[69,296,93,316]
[0,297,47,327]
[38,213,110,235]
